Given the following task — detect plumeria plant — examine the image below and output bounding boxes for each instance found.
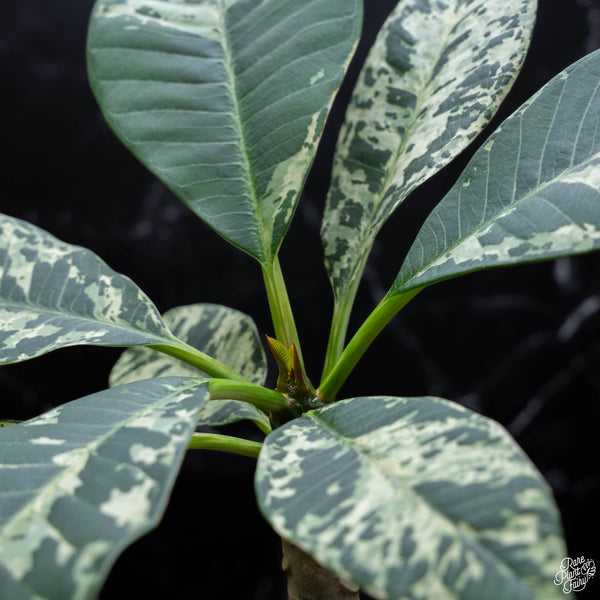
[1,0,599,598]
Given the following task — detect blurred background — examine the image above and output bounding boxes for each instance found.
[1,0,599,598]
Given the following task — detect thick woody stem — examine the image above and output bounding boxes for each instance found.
[281,539,360,600]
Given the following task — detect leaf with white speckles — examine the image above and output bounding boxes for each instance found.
[321,0,535,337]
[256,396,569,600]
[0,214,177,364]
[87,0,362,265]
[392,48,600,297]
[110,303,270,431]
[0,377,208,600]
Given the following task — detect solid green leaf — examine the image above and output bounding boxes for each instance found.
[392,48,600,297]
[110,303,270,431]
[0,377,209,600]
[321,0,535,310]
[87,0,363,265]
[0,214,173,364]
[256,396,567,600]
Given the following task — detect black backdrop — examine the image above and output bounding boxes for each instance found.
[1,1,599,598]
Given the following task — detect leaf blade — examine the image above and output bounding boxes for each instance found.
[87,0,363,264]
[322,0,536,306]
[110,303,267,386]
[0,377,209,600]
[392,49,600,296]
[0,214,172,364]
[256,396,567,600]
[110,303,270,431]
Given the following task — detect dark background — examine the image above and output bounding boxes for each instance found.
[1,0,599,598]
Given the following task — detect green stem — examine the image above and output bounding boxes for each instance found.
[262,257,305,370]
[322,250,371,380]
[322,289,357,381]
[188,433,262,459]
[150,339,250,382]
[318,289,421,403]
[208,379,289,414]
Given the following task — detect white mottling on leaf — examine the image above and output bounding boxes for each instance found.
[110,303,267,389]
[129,443,163,465]
[0,214,171,364]
[0,377,208,598]
[394,49,600,296]
[88,0,362,264]
[96,0,222,39]
[30,437,66,446]
[100,478,156,529]
[323,0,535,300]
[310,69,326,85]
[257,396,566,599]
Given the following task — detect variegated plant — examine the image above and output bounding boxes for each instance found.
[0,0,597,598]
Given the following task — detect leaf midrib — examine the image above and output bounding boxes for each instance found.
[217,0,271,265]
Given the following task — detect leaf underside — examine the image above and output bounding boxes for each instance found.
[0,214,171,365]
[0,377,209,600]
[256,396,567,600]
[110,303,270,430]
[322,0,536,302]
[392,47,600,297]
[87,0,363,264]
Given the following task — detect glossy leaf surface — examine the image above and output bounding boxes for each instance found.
[87,0,362,264]
[0,378,209,600]
[110,303,269,430]
[0,214,172,364]
[322,0,535,303]
[392,48,600,297]
[256,396,567,600]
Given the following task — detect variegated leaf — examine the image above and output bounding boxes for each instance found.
[322,0,535,308]
[110,303,267,385]
[0,214,174,364]
[256,396,568,600]
[0,377,209,600]
[87,0,363,265]
[391,48,600,298]
[195,399,270,433]
[110,303,270,431]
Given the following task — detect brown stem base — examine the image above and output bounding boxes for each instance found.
[281,539,360,600]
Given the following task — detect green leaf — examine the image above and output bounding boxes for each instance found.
[110,303,270,431]
[256,396,567,600]
[0,377,209,600]
[0,214,173,364]
[392,48,600,297]
[320,0,535,349]
[87,0,363,265]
